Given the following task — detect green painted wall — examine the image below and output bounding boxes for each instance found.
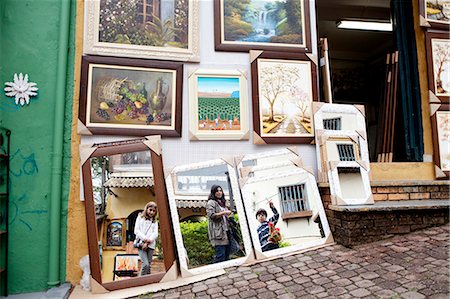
[0,0,75,294]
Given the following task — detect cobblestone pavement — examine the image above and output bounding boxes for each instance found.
[135,224,449,299]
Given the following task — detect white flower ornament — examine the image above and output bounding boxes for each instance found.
[4,73,38,106]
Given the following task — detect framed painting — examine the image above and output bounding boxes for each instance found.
[188,68,249,140]
[431,103,450,179]
[79,55,183,136]
[426,31,450,104]
[251,51,318,144]
[419,0,450,29]
[84,0,200,61]
[104,218,127,250]
[81,136,176,290]
[240,166,333,259]
[113,254,140,281]
[214,0,312,52]
[165,159,252,277]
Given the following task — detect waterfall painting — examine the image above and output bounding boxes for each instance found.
[214,0,312,52]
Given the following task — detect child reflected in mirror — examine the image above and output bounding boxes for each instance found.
[256,201,280,252]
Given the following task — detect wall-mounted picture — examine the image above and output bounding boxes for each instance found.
[79,55,183,136]
[165,159,252,277]
[81,136,176,290]
[251,51,317,144]
[420,0,450,28]
[214,0,311,52]
[436,111,450,172]
[426,31,449,103]
[84,0,200,61]
[104,219,126,250]
[189,69,249,140]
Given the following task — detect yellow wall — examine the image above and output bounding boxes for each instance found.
[105,188,155,219]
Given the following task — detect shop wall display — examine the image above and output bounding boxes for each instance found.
[188,68,249,140]
[214,0,312,52]
[426,31,450,103]
[84,0,200,61]
[251,51,317,144]
[165,159,252,277]
[79,55,183,137]
[419,0,450,29]
[431,104,450,179]
[81,136,176,290]
[239,163,332,259]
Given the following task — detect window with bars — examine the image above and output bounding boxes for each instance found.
[337,144,356,161]
[323,117,342,130]
[278,184,312,219]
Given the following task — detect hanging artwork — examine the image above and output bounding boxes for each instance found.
[4,73,38,106]
[104,218,126,250]
[189,68,249,140]
[431,104,450,179]
[214,0,312,52]
[79,55,183,136]
[251,51,317,144]
[84,0,200,61]
[419,0,450,29]
[426,31,450,103]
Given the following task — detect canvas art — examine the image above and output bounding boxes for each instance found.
[106,220,125,248]
[113,254,140,281]
[84,0,200,61]
[436,111,450,171]
[432,38,450,97]
[425,0,450,25]
[189,69,249,140]
[257,59,314,138]
[79,56,183,136]
[215,0,311,52]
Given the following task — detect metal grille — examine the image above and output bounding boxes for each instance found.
[278,184,309,214]
[323,118,342,130]
[337,144,356,161]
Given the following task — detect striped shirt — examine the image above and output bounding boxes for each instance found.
[257,206,279,251]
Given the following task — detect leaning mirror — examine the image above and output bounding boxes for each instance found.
[165,159,252,277]
[81,136,176,291]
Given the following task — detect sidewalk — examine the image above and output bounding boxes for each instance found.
[134,224,449,299]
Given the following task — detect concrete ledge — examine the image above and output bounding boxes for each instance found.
[329,200,450,212]
[318,180,450,188]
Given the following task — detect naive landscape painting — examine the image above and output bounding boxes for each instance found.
[432,39,450,96]
[426,0,450,24]
[197,77,241,131]
[106,220,124,247]
[222,0,306,46]
[257,59,313,137]
[437,111,450,171]
[87,64,175,128]
[99,0,189,49]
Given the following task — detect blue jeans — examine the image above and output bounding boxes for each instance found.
[138,248,154,276]
[214,244,231,263]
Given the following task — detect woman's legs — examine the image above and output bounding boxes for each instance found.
[214,243,231,263]
[138,248,154,275]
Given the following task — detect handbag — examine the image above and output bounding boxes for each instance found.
[134,219,152,249]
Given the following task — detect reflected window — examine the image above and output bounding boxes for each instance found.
[337,144,356,161]
[323,117,341,130]
[174,164,229,195]
[278,184,312,219]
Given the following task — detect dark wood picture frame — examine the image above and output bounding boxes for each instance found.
[79,55,183,137]
[251,51,318,144]
[431,103,450,180]
[81,136,176,291]
[419,0,450,30]
[214,0,312,53]
[426,30,450,104]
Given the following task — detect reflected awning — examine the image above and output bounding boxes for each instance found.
[104,176,154,188]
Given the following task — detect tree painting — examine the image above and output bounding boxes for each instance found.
[223,0,304,45]
[99,0,189,48]
[258,59,313,136]
[432,39,450,95]
[437,112,450,171]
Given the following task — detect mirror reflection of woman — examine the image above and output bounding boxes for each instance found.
[206,185,233,263]
[134,201,158,276]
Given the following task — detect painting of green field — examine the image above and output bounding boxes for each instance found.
[197,77,241,131]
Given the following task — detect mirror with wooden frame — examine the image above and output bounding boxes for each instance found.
[81,136,175,291]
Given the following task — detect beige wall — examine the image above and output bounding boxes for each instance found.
[105,188,155,219]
